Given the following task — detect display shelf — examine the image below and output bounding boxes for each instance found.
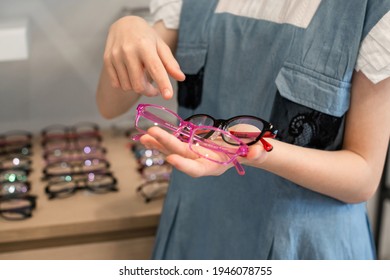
[0,128,163,259]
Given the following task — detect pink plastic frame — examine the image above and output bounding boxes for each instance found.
[133,103,249,175]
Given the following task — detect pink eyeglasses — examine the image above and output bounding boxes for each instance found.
[133,103,249,175]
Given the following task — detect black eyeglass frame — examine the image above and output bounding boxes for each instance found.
[0,130,33,146]
[45,172,118,199]
[0,169,30,183]
[185,114,278,151]
[0,194,37,220]
[136,178,169,203]
[0,154,33,173]
[41,122,101,139]
[1,181,31,196]
[43,146,107,162]
[42,157,111,179]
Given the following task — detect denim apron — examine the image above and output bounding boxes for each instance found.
[152,0,390,259]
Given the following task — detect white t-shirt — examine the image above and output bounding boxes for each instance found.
[150,0,390,84]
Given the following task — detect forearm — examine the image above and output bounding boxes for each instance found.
[96,67,140,119]
[248,72,390,204]
[249,139,381,204]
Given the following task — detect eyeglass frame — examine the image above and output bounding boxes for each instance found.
[134,103,249,175]
[43,146,107,162]
[45,172,118,199]
[0,169,30,183]
[0,130,33,156]
[42,157,111,178]
[139,162,173,181]
[41,122,101,141]
[0,130,33,146]
[0,154,33,173]
[0,194,37,220]
[43,150,107,165]
[1,181,31,196]
[184,114,277,151]
[136,178,170,203]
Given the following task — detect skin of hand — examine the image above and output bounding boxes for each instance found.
[140,71,390,204]
[139,127,256,177]
[96,16,185,119]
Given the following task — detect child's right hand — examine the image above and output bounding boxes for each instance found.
[103,16,185,99]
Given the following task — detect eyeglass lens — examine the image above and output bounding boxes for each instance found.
[137,105,181,134]
[186,115,266,144]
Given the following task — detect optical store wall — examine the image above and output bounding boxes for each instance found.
[0,0,389,260]
[0,0,176,132]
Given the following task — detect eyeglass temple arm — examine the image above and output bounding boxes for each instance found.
[189,132,247,175]
[228,130,277,138]
[228,129,277,152]
[261,129,278,152]
[193,139,247,176]
[232,159,245,175]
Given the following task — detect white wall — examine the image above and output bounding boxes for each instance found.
[0,0,389,259]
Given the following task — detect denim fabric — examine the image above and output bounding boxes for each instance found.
[152,0,390,259]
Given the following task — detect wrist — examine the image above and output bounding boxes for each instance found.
[241,142,270,168]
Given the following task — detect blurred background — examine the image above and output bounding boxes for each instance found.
[0,0,175,133]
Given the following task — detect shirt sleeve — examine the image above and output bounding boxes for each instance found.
[355,11,390,84]
[150,0,182,30]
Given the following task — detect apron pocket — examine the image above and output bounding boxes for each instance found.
[176,47,207,110]
[270,63,351,149]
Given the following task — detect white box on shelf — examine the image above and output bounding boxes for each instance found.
[0,18,30,62]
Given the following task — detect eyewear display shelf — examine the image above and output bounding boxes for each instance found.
[0,130,163,260]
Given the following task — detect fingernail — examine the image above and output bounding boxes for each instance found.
[163,89,172,99]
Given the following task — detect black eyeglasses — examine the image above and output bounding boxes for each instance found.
[0,155,32,172]
[0,130,32,146]
[138,152,166,170]
[1,181,31,196]
[140,163,172,181]
[185,114,278,151]
[41,122,101,141]
[43,146,107,164]
[131,142,161,159]
[0,194,37,220]
[45,172,118,199]
[136,178,169,203]
[41,135,102,151]
[42,157,110,178]
[0,169,29,183]
[0,130,33,156]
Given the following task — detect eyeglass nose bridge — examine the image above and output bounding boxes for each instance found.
[237,145,249,156]
[209,129,221,141]
[173,122,195,140]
